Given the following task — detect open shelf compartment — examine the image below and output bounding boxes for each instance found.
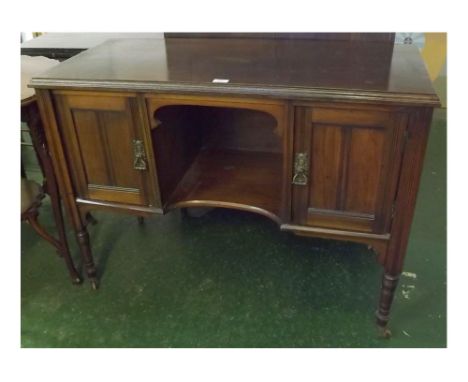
[150,104,284,220]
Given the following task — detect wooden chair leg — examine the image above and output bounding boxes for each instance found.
[26,211,82,284]
[27,211,62,251]
[48,181,82,285]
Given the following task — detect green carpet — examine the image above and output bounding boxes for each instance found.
[21,109,446,347]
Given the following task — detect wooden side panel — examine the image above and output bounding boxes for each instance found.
[384,108,433,273]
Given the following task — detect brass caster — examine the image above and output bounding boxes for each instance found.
[72,276,83,285]
[377,326,392,339]
[90,278,99,290]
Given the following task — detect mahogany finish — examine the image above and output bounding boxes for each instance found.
[31,38,438,104]
[29,36,439,335]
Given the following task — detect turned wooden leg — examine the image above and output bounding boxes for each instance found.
[376,272,400,338]
[373,110,434,338]
[35,90,99,289]
[27,211,82,285]
[76,228,99,289]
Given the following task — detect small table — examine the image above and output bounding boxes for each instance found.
[21,33,164,60]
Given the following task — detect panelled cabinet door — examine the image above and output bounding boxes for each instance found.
[53,92,155,207]
[292,106,408,233]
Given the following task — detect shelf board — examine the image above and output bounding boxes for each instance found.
[167,149,283,222]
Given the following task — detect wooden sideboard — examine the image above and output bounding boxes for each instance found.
[29,37,440,337]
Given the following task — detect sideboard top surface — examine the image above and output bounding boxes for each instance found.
[29,37,439,106]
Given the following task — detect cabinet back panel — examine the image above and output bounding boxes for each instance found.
[203,108,281,153]
[150,103,282,207]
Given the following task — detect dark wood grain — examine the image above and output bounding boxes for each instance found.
[29,38,438,106]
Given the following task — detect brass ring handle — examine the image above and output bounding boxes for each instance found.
[133,139,147,171]
[292,152,309,186]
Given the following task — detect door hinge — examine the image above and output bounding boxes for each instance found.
[292,152,309,186]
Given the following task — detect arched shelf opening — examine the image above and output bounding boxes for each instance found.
[150,104,284,221]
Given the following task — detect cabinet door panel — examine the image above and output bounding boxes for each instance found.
[98,111,141,189]
[344,127,385,214]
[293,106,407,233]
[310,124,344,210]
[71,110,111,186]
[54,93,152,206]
